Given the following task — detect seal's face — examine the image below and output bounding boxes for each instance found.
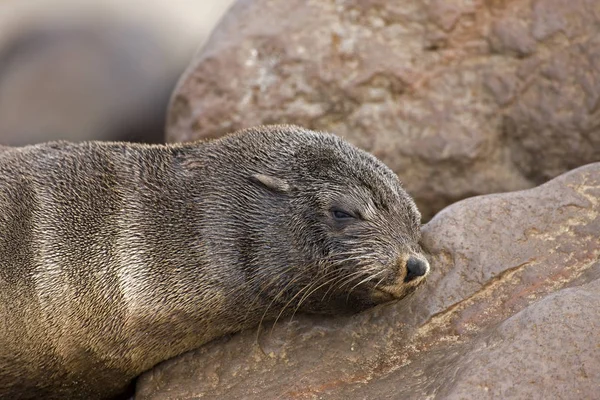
[295,141,430,313]
[246,128,430,314]
[312,176,430,311]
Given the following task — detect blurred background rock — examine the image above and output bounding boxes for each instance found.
[0,0,235,145]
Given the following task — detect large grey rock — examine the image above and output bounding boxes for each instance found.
[167,0,600,220]
[136,163,600,399]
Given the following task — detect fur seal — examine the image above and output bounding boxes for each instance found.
[0,125,429,399]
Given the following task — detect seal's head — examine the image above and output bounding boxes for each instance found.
[200,125,429,315]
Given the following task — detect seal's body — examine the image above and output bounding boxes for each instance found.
[0,125,429,399]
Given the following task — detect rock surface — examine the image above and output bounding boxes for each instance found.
[136,163,600,399]
[167,0,600,220]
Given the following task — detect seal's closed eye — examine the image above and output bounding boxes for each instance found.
[331,209,355,220]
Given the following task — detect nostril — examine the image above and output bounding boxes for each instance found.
[405,257,429,282]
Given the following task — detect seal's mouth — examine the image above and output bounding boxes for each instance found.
[366,256,430,303]
[369,279,424,303]
[371,288,397,302]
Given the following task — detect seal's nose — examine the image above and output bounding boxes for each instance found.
[404,257,429,282]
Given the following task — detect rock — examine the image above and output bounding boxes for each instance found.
[136,163,600,399]
[167,0,600,220]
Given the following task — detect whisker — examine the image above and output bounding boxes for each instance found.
[255,269,304,343]
[336,269,373,290]
[241,264,295,324]
[292,271,347,315]
[269,267,341,333]
[345,270,387,303]
[374,274,387,289]
[349,269,386,293]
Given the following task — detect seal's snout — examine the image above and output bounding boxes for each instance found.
[404,256,429,282]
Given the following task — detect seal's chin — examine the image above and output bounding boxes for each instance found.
[367,287,394,302]
[366,273,428,305]
[371,284,415,302]
[340,283,421,312]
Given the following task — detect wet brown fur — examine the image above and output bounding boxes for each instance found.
[0,125,429,399]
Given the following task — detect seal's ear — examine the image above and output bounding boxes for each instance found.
[250,174,291,193]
